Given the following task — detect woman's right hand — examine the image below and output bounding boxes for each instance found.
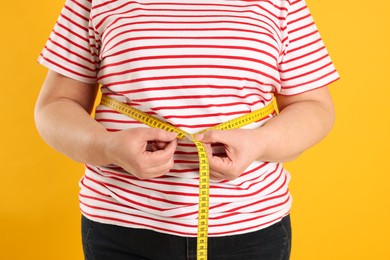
[103,128,177,179]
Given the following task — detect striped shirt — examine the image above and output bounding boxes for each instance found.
[38,0,339,237]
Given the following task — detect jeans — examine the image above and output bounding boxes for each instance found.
[82,215,291,260]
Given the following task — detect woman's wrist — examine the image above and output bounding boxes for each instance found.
[84,127,115,167]
[252,120,301,163]
[251,125,273,162]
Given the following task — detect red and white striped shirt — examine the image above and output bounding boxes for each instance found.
[39,0,339,237]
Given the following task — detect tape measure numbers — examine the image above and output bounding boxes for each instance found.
[100,95,277,260]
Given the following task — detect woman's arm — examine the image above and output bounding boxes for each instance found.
[260,86,335,161]
[34,70,177,179]
[34,70,104,164]
[197,86,335,180]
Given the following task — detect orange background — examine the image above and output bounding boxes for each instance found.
[1,0,389,259]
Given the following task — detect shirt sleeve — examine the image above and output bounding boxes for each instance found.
[38,0,100,84]
[278,0,339,95]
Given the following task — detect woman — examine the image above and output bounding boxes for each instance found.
[35,0,339,259]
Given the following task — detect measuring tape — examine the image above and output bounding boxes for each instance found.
[100,95,277,260]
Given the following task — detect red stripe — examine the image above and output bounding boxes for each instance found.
[103,83,270,95]
[174,160,198,164]
[282,69,338,89]
[130,92,264,103]
[280,61,333,81]
[106,42,278,62]
[96,118,138,124]
[81,211,197,236]
[86,166,197,204]
[70,0,90,13]
[289,29,319,44]
[209,196,290,223]
[42,46,96,72]
[99,55,277,76]
[51,29,94,55]
[80,200,198,228]
[102,28,277,56]
[224,190,290,214]
[98,64,279,83]
[210,195,290,220]
[99,53,277,71]
[92,0,116,10]
[279,53,330,73]
[56,20,89,43]
[103,13,280,42]
[47,38,97,65]
[102,20,277,51]
[94,3,284,30]
[60,12,88,32]
[164,110,250,120]
[289,20,315,34]
[171,114,271,129]
[211,215,286,236]
[95,167,200,197]
[213,164,282,198]
[85,175,195,210]
[219,162,269,184]
[149,99,268,111]
[64,4,89,22]
[80,177,110,197]
[286,38,322,54]
[39,54,96,80]
[289,13,311,26]
[105,75,278,90]
[280,45,325,65]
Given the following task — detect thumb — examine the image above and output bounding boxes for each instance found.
[195,130,228,144]
[148,128,178,142]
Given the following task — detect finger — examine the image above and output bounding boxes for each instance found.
[136,159,175,179]
[148,141,169,152]
[209,169,226,181]
[195,130,231,145]
[135,147,176,178]
[163,138,177,154]
[153,141,169,150]
[147,128,178,142]
[209,164,241,181]
[209,153,234,174]
[143,139,177,167]
[202,143,230,171]
[149,147,176,177]
[201,143,237,180]
[143,129,177,151]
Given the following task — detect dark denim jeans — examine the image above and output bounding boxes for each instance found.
[82,215,291,260]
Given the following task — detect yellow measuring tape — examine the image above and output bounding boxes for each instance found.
[100,95,277,260]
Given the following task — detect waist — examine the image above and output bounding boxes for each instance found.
[83,161,288,203]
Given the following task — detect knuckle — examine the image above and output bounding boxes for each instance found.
[133,160,143,170]
[208,130,218,139]
[136,168,153,180]
[225,174,236,181]
[225,170,240,180]
[167,159,174,169]
[137,174,147,180]
[150,128,161,137]
[138,174,149,180]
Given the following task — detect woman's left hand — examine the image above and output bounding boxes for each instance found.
[195,129,263,181]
